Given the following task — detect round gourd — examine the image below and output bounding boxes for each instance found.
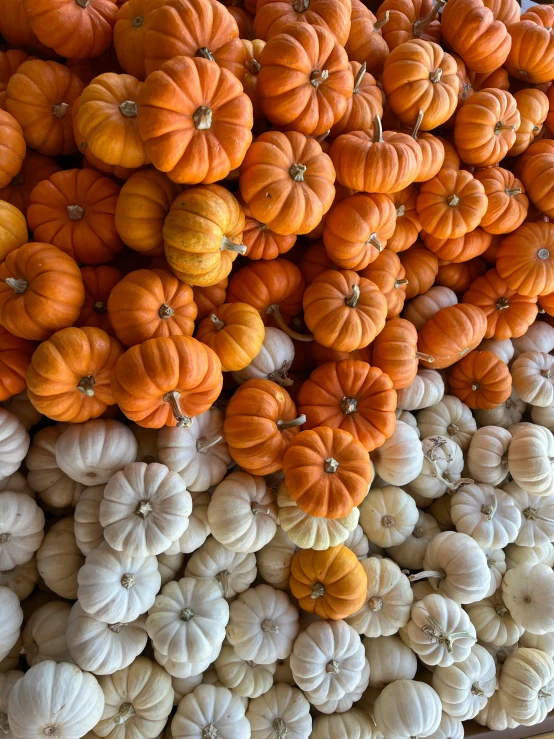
[475,690,518,732]
[0,588,22,663]
[74,485,104,556]
[164,490,211,555]
[502,563,554,634]
[0,409,29,478]
[409,436,464,500]
[396,369,445,412]
[0,556,37,601]
[388,511,441,570]
[512,351,554,407]
[417,395,476,451]
[256,528,297,591]
[311,707,376,739]
[499,648,554,725]
[374,680,442,739]
[185,537,257,599]
[214,644,276,699]
[36,517,83,600]
[365,634,417,688]
[246,683,312,739]
[232,327,295,387]
[23,601,72,667]
[359,486,418,547]
[26,426,83,511]
[450,483,521,549]
[509,425,554,495]
[371,420,424,486]
[467,425,511,486]
[505,480,554,547]
[432,644,496,720]
[171,684,250,739]
[465,590,524,648]
[0,493,44,570]
[310,657,370,714]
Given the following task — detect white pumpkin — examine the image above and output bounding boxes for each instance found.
[374,680,442,739]
[0,556,38,600]
[387,511,441,570]
[94,657,173,738]
[290,619,365,702]
[407,593,476,667]
[78,541,161,623]
[512,351,554,406]
[0,588,22,663]
[0,410,29,479]
[0,669,24,739]
[23,601,72,667]
[184,537,256,598]
[479,337,514,365]
[396,370,445,412]
[129,424,158,464]
[226,584,299,665]
[467,426,511,486]
[409,436,465,499]
[450,483,521,549]
[55,419,137,485]
[371,421,424,486]
[483,642,519,675]
[26,426,83,510]
[246,683,311,739]
[365,634,417,688]
[165,490,211,555]
[0,634,22,674]
[359,486,418,548]
[346,557,413,637]
[0,391,41,431]
[74,484,104,555]
[465,589,524,647]
[502,562,554,634]
[67,602,147,675]
[499,647,554,725]
[171,684,249,739]
[509,424,554,495]
[512,322,554,357]
[417,396,477,452]
[310,658,369,713]
[214,644,275,699]
[171,674,203,704]
[429,496,453,531]
[531,403,554,433]
[474,390,526,429]
[504,480,554,546]
[158,409,232,491]
[208,471,277,554]
[396,410,420,437]
[520,631,554,656]
[36,516,84,600]
[343,525,369,561]
[0,493,44,569]
[0,472,33,498]
[475,689,519,731]
[505,542,554,569]
[277,483,359,550]
[100,462,192,557]
[232,327,294,386]
[311,707,377,739]
[146,576,228,663]
[157,551,185,587]
[403,286,458,331]
[154,646,218,679]
[256,527,297,590]
[426,712,464,739]
[432,644,496,720]
[8,661,104,739]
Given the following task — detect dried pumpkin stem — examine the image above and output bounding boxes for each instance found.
[5,277,28,294]
[93,301,107,314]
[413,526,424,538]
[496,297,509,310]
[539,689,552,700]
[366,232,384,251]
[289,163,307,181]
[324,457,339,473]
[0,712,10,734]
[158,303,174,319]
[261,618,279,633]
[315,130,330,143]
[538,248,550,260]
[76,0,91,7]
[293,0,310,11]
[136,500,153,517]
[447,194,460,207]
[196,48,215,61]
[340,397,358,415]
[311,582,325,599]
[77,375,95,397]
[368,596,383,611]
[202,723,218,739]
[52,102,69,119]
[411,109,424,140]
[353,62,367,93]
[381,514,396,528]
[373,11,389,31]
[395,278,409,288]
[471,683,485,697]
[194,106,213,130]
[429,68,443,83]
[494,121,517,134]
[250,59,261,74]
[121,573,135,589]
[119,100,138,118]
[43,726,60,737]
[396,203,406,218]
[505,188,522,197]
[345,284,360,307]
[495,604,508,617]
[266,304,314,341]
[471,382,480,391]
[310,69,329,88]
[372,115,384,144]
[133,15,143,27]
[272,718,289,739]
[67,204,85,220]
[277,414,306,431]
[422,614,474,653]
[415,351,434,362]
[268,361,294,387]
[114,703,135,725]
[197,435,224,453]
[523,507,554,524]
[252,502,272,516]
[163,390,193,428]
[209,313,226,331]
[413,0,445,35]
[409,569,445,582]
[216,569,230,597]
[481,492,497,520]
[447,423,459,435]
[326,659,340,674]
[108,623,125,633]
[220,236,247,254]
[180,607,194,621]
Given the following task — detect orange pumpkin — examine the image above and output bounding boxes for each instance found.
[448,350,512,409]
[436,257,487,294]
[0,326,35,402]
[0,0,39,46]
[241,200,297,261]
[421,227,492,264]
[376,0,442,51]
[107,268,197,347]
[0,110,25,189]
[0,200,27,261]
[0,50,31,111]
[111,335,223,428]
[163,184,245,287]
[372,317,429,388]
[399,243,439,298]
[242,39,266,121]
[437,135,461,170]
[297,359,396,451]
[27,168,122,266]
[26,326,123,422]
[193,279,228,322]
[416,168,488,239]
[77,265,123,334]
[546,85,554,136]
[330,61,383,138]
[138,56,253,185]
[0,152,60,213]
[113,0,166,81]
[518,140,554,217]
[6,60,84,157]
[417,303,488,369]
[299,242,337,284]
[223,378,304,475]
[496,222,554,297]
[468,67,509,92]
[359,250,408,318]
[386,186,421,254]
[505,20,554,85]
[195,302,265,372]
[511,88,549,157]
[303,269,387,352]
[473,168,528,235]
[344,0,389,76]
[312,343,372,366]
[289,545,368,619]
[411,115,446,183]
[462,267,538,340]
[239,130,336,236]
[283,426,373,518]
[254,0,352,46]
[228,6,254,39]
[322,193,397,271]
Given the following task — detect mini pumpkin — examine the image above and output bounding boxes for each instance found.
[195,302,265,372]
[360,250,409,318]
[497,222,554,297]
[448,350,512,409]
[0,327,35,403]
[77,265,122,334]
[474,167,528,235]
[372,317,430,389]
[254,0,351,45]
[417,303,488,369]
[0,200,26,261]
[330,61,383,138]
[0,110,25,189]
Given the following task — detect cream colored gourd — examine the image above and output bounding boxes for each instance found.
[417,396,477,452]
[465,589,524,647]
[343,525,369,560]
[0,472,33,497]
[450,483,521,549]
[371,421,424,486]
[78,541,161,623]
[520,631,554,656]
[74,484,104,555]
[509,425,554,495]
[2,391,42,431]
[0,669,24,739]
[7,661,105,739]
[504,480,554,546]
[474,390,526,429]
[246,683,312,739]
[158,408,231,491]
[23,601,72,667]
[256,527,297,590]
[154,644,217,679]
[165,490,211,554]
[412,531,491,604]
[375,680,442,739]
[403,287,458,331]
[214,644,275,699]
[432,644,496,720]
[499,648,554,725]
[290,619,365,703]
[208,471,277,553]
[0,557,38,600]
[36,517,84,600]
[532,403,554,433]
[346,557,413,637]
[0,634,22,674]
[388,511,441,569]
[484,547,506,597]
[409,436,465,499]
[467,426,511,485]
[479,337,515,365]
[512,352,554,406]
[397,409,420,436]
[427,712,464,739]
[407,593,476,667]
[157,551,185,587]
[146,577,228,663]
[0,493,44,569]
[26,426,83,510]
[94,657,173,738]
[185,537,257,598]
[0,588,22,663]
[513,322,554,357]
[100,462,192,557]
[311,707,377,739]
[359,486,418,547]
[226,584,299,665]
[55,419,137,485]
[171,673,203,703]
[502,562,554,634]
[365,634,417,687]
[310,659,370,713]
[505,542,554,569]
[232,327,295,386]
[172,684,250,739]
[67,602,147,675]
[396,370,445,412]
[130,424,158,464]
[277,483,359,550]
[0,410,29,478]
[475,690,519,731]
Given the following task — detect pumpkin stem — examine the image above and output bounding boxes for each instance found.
[366,232,384,252]
[193,106,213,130]
[533,124,541,133]
[277,414,306,431]
[409,569,445,582]
[396,203,406,218]
[411,111,425,144]
[0,712,10,735]
[413,526,424,538]
[373,10,389,31]
[372,115,384,144]
[415,351,434,363]
[272,718,289,739]
[345,284,360,308]
[52,102,69,119]
[522,507,554,524]
[505,188,522,197]
[197,434,224,453]
[250,59,261,74]
[413,0,445,35]
[180,607,195,621]
[209,313,226,331]
[42,727,60,738]
[471,382,480,391]
[133,15,143,27]
[0,534,11,545]
[324,457,339,473]
[293,0,310,12]
[266,304,314,341]
[119,100,138,118]
[381,514,396,528]
[429,68,443,83]
[120,573,135,589]
[215,569,230,597]
[77,375,95,397]
[220,236,247,254]
[422,615,475,653]
[353,62,366,93]
[494,121,517,135]
[326,659,340,674]
[315,130,330,143]
[289,163,307,181]
[158,303,174,319]
[310,69,329,88]
[135,499,153,517]
[261,618,279,633]
[447,423,459,436]
[311,582,325,599]
[252,502,272,516]
[202,724,218,739]
[495,297,509,310]
[67,204,85,220]
[367,596,384,611]
[495,604,508,617]
[538,248,550,261]
[93,300,107,314]
[75,0,91,7]
[114,703,135,725]
[340,397,358,415]
[5,277,28,294]
[539,689,552,700]
[196,48,215,61]
[108,623,125,633]
[447,194,460,207]
[163,390,193,428]
[268,360,294,387]
[471,683,485,697]
[395,278,409,288]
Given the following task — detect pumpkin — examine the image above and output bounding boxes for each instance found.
[310,658,370,714]
[0,50,30,111]
[342,3,386,76]
[382,188,420,256]
[512,321,554,357]
[311,708,376,739]
[0,391,41,433]
[330,62,383,138]
[77,266,122,334]
[26,426,83,511]
[195,302,265,372]
[399,244,439,299]
[359,486,418,547]
[417,303,488,369]
[506,480,554,547]
[0,0,39,46]
[436,257,487,295]
[239,130,335,236]
[0,554,37,600]
[396,369,444,411]
[254,0,351,45]
[23,600,72,667]
[0,111,24,190]
[241,39,266,122]
[111,335,223,429]
[465,590,524,648]
[518,141,554,218]
[193,279,228,322]
[508,424,554,495]
[0,587,22,663]
[172,684,249,739]
[376,0,442,50]
[499,648,554,725]
[359,250,408,319]
[289,545,367,620]
[364,634,417,688]
[0,201,27,261]
[403,286,457,331]
[511,88,549,157]
[0,409,29,478]
[112,0,165,80]
[165,490,211,555]
[372,317,428,389]
[432,644,496,720]
[371,420,424,486]
[185,537,256,599]
[410,118,447,184]
[451,483,521,549]
[498,223,554,298]
[375,680,442,739]
[409,435,464,500]
[256,527,297,591]
[467,425,511,485]
[246,683,312,738]
[36,517,84,601]
[474,167,528,235]
[214,644,275,699]
[241,200,296,261]
[505,20,554,85]
[73,485,105,556]
[0,328,35,403]
[0,492,44,571]
[448,350,512,410]
[421,228,491,265]
[330,117,422,194]
[0,670,24,739]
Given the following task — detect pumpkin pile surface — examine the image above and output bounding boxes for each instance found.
[3,0,554,737]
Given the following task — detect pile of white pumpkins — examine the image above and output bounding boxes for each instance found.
[3,319,554,739]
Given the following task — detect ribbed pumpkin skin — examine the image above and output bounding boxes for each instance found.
[448,350,512,409]
[417,303,488,369]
